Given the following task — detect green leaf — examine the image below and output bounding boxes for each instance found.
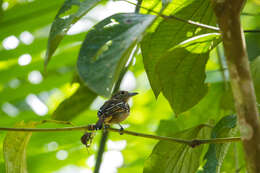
[162,0,172,9]
[156,34,220,114]
[203,115,237,173]
[251,56,260,105]
[45,0,102,69]
[3,121,39,173]
[141,0,216,97]
[77,13,156,97]
[143,124,208,173]
[52,84,97,120]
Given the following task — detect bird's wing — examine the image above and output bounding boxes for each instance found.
[97,99,126,118]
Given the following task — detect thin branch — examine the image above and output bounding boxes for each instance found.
[94,130,108,173]
[0,125,241,147]
[242,12,260,16]
[122,0,260,34]
[135,0,142,13]
[216,45,228,89]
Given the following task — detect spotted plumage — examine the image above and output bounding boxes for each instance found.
[95,91,138,130]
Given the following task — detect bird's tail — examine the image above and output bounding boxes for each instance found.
[95,117,104,130]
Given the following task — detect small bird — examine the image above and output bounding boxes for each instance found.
[95,91,138,131]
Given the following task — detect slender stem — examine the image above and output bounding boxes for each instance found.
[94,131,108,173]
[135,0,142,13]
[0,125,89,132]
[216,45,228,89]
[122,0,260,34]
[0,125,241,147]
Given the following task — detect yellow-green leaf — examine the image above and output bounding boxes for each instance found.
[3,121,38,173]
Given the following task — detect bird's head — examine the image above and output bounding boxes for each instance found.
[111,91,138,101]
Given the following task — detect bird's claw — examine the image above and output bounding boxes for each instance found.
[119,126,124,135]
[103,124,110,132]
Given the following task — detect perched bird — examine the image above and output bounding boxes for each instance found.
[95,91,138,131]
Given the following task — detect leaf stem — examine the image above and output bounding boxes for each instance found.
[0,125,241,147]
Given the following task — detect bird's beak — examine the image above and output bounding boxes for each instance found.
[128,92,138,97]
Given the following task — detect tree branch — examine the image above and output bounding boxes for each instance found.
[212,0,260,172]
[0,125,241,147]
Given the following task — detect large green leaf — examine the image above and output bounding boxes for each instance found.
[156,34,220,114]
[251,56,260,105]
[45,0,102,68]
[141,0,216,97]
[203,115,237,173]
[143,124,208,173]
[52,84,97,120]
[3,121,38,173]
[77,13,156,97]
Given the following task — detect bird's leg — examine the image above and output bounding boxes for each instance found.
[118,124,124,135]
[103,124,110,132]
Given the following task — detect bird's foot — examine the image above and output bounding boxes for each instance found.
[118,124,124,135]
[103,124,110,132]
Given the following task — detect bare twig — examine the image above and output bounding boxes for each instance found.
[0,125,241,147]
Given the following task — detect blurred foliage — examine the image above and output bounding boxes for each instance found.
[0,0,259,173]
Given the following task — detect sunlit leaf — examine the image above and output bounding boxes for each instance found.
[140,0,162,14]
[77,13,156,97]
[203,115,237,173]
[162,0,172,9]
[141,0,216,97]
[3,121,39,173]
[156,34,220,114]
[143,124,209,173]
[45,0,102,69]
[52,84,97,120]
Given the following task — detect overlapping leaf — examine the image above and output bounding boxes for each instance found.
[77,13,156,97]
[156,34,220,114]
[203,115,237,173]
[141,0,216,97]
[45,0,102,68]
[143,124,209,173]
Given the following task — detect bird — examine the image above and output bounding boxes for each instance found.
[95,90,138,131]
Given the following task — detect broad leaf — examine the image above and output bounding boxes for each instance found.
[251,56,260,105]
[203,115,237,173]
[156,34,220,114]
[52,84,97,120]
[143,124,209,173]
[162,0,172,9]
[77,13,156,97]
[3,121,38,173]
[45,0,102,69]
[141,0,216,97]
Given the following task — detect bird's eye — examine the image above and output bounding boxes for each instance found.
[120,91,125,95]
